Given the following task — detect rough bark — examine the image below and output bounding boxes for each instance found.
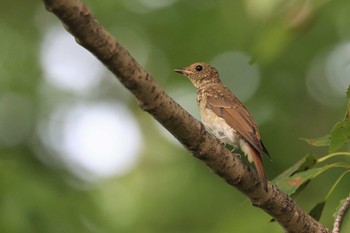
[332,196,350,233]
[42,0,330,232]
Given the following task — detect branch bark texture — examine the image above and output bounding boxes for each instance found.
[42,0,330,232]
[333,196,350,233]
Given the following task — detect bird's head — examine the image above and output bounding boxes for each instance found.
[174,62,221,89]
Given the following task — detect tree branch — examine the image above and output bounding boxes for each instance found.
[42,0,330,232]
[333,196,350,233]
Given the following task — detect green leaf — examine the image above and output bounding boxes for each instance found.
[306,87,350,152]
[346,101,350,119]
[309,201,326,221]
[300,135,330,147]
[329,89,350,152]
[272,154,317,183]
[329,120,350,153]
[309,172,350,221]
[274,165,331,196]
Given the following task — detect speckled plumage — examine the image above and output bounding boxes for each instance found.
[175,62,269,191]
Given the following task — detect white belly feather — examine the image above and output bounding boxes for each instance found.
[199,106,240,147]
[199,105,254,163]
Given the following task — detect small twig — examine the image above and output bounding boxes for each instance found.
[333,196,350,233]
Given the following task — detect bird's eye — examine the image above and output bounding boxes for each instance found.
[195,65,203,71]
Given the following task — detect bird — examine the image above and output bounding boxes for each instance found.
[174,62,269,191]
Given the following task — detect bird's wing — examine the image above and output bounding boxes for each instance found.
[206,86,268,155]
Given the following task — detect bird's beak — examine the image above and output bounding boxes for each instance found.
[174,68,194,76]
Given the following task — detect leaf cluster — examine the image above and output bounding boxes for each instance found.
[274,86,350,230]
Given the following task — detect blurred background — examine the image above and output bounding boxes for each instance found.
[0,0,349,232]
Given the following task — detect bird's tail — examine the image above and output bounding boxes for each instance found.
[249,147,268,192]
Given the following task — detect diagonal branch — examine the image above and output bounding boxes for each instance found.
[42,0,330,232]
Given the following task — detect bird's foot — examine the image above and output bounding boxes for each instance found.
[230,148,241,157]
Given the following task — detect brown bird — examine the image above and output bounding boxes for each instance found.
[174,62,269,191]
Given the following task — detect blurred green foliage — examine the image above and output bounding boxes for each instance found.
[0,0,350,232]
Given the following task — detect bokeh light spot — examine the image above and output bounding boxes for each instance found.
[211,51,261,101]
[40,26,105,94]
[306,42,350,106]
[38,102,143,181]
[326,42,350,96]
